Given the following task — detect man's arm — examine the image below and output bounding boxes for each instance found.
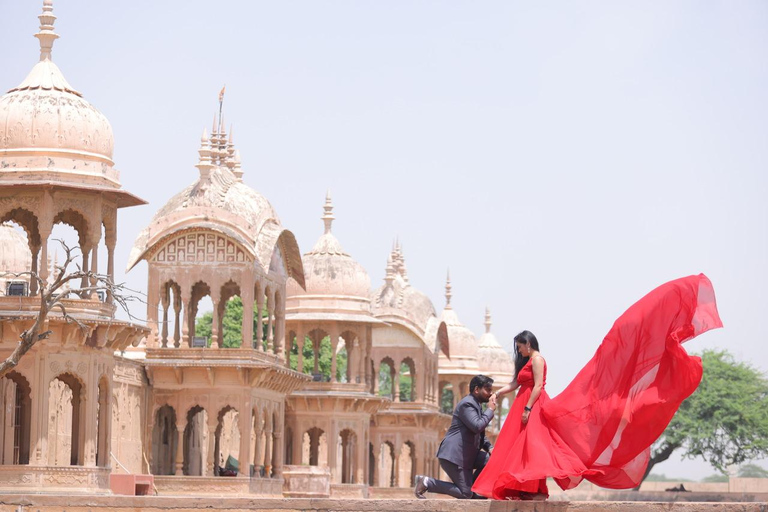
[457,400,495,434]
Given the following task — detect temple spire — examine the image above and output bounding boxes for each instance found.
[484,307,492,333]
[445,269,452,309]
[35,0,58,62]
[322,190,335,234]
[384,255,395,286]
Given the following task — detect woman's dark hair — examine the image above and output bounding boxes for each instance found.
[513,330,540,379]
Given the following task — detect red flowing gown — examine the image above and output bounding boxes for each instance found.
[472,274,722,500]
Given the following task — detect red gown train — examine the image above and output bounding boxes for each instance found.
[472,274,723,500]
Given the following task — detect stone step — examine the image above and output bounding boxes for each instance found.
[0,496,765,512]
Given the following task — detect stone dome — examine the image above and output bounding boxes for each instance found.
[127,124,304,287]
[0,224,32,275]
[0,2,118,188]
[476,308,514,383]
[371,244,438,333]
[287,194,371,299]
[438,274,481,374]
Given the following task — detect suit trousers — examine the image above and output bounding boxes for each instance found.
[427,451,490,499]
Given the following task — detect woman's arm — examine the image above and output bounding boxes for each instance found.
[522,356,545,424]
[494,379,519,399]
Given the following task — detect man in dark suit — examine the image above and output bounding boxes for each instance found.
[414,374,497,499]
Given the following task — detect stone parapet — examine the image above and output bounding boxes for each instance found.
[0,466,110,494]
[0,496,767,512]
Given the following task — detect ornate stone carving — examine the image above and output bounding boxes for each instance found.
[151,230,251,264]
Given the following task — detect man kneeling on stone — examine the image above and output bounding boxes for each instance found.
[414,374,496,499]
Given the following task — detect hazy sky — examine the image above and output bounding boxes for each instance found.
[2,1,766,479]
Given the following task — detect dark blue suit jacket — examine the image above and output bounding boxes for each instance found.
[436,394,494,468]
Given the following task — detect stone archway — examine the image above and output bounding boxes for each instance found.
[151,405,177,475]
[1,372,31,465]
[48,373,84,466]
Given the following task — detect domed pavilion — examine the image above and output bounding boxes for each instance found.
[368,243,450,489]
[283,193,388,495]
[127,109,308,496]
[0,1,146,493]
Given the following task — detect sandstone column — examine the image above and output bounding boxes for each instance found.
[329,326,340,383]
[255,284,264,351]
[210,286,221,349]
[175,418,186,475]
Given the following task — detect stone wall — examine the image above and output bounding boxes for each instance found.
[111,358,148,474]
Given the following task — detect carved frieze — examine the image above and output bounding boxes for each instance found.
[151,230,251,264]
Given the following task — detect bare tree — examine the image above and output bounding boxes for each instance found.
[0,240,144,379]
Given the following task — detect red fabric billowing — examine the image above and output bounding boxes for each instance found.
[472,274,722,499]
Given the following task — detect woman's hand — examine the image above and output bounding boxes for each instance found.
[521,409,530,424]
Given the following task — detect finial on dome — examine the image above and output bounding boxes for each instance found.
[232,150,243,181]
[385,255,395,285]
[445,269,452,309]
[196,128,214,178]
[484,307,492,333]
[322,191,335,234]
[35,0,59,62]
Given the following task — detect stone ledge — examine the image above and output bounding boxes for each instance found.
[0,496,766,512]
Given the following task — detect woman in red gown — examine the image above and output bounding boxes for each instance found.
[472,274,722,500]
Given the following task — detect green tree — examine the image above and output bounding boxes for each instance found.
[194,297,271,349]
[701,474,729,483]
[287,334,347,381]
[440,387,454,414]
[639,350,768,486]
[738,463,768,478]
[379,364,392,397]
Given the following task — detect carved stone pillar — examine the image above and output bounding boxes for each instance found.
[146,267,160,349]
[266,291,274,352]
[29,244,40,296]
[38,217,52,288]
[373,362,380,394]
[105,230,116,304]
[181,293,191,348]
[263,426,273,478]
[393,365,400,403]
[175,420,186,475]
[372,451,380,487]
[238,406,251,477]
[253,414,263,477]
[393,446,401,487]
[89,230,101,300]
[329,326,339,383]
[241,278,254,350]
[173,290,182,348]
[210,286,221,349]
[79,245,91,296]
[272,429,283,478]
[291,424,302,465]
[206,422,216,476]
[255,285,264,351]
[160,287,170,348]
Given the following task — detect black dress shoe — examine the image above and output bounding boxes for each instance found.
[414,475,428,499]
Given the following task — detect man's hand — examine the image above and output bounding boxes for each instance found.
[488,393,497,411]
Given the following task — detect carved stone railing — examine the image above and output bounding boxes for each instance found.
[153,475,253,495]
[0,296,116,319]
[282,465,329,498]
[0,465,110,493]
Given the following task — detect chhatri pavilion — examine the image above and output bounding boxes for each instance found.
[0,1,514,497]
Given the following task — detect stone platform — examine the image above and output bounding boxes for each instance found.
[0,496,766,512]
